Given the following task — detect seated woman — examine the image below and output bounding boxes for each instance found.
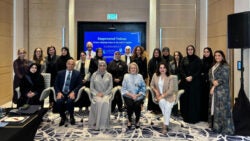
[88,60,113,130]
[19,63,45,107]
[121,62,146,129]
[150,62,175,134]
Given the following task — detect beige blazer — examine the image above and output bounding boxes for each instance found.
[150,73,176,102]
[74,59,91,81]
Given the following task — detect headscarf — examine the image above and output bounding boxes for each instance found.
[28,63,40,82]
[113,51,121,61]
[186,45,196,62]
[125,46,132,56]
[97,60,107,75]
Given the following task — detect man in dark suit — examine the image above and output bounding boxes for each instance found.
[54,59,83,126]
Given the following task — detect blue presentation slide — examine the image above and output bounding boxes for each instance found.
[84,31,141,63]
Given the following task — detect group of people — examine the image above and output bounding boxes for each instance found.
[13,42,234,135]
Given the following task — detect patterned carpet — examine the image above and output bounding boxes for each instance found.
[34,109,249,141]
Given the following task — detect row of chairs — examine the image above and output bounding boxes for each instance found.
[15,73,184,126]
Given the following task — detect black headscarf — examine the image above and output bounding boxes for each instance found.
[27,63,40,83]
[186,45,196,62]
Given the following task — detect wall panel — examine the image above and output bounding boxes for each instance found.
[0,0,13,105]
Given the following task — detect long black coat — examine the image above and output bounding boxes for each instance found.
[180,55,202,123]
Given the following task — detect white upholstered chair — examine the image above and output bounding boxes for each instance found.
[147,75,184,106]
[146,75,185,126]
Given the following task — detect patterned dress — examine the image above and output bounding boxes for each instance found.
[209,64,234,135]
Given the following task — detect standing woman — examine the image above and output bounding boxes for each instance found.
[121,62,146,129]
[131,46,148,80]
[88,61,113,130]
[107,51,127,114]
[19,63,45,107]
[13,48,30,105]
[200,47,213,121]
[45,46,59,107]
[179,45,202,123]
[56,47,73,72]
[169,51,183,117]
[74,51,91,112]
[89,48,106,75]
[147,48,162,113]
[32,47,46,73]
[209,50,234,135]
[150,62,175,134]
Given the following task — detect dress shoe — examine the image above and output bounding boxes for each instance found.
[127,122,132,129]
[135,122,140,129]
[162,125,167,134]
[59,118,66,126]
[70,117,76,125]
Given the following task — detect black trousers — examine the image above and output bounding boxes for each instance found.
[111,91,123,112]
[56,96,74,119]
[123,96,143,123]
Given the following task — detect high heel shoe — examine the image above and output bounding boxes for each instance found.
[127,122,132,129]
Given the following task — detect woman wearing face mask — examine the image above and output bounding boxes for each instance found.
[19,63,45,107]
[179,45,202,123]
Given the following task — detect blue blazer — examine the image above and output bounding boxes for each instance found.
[54,69,83,95]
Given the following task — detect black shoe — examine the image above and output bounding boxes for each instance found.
[59,118,66,126]
[127,122,132,129]
[135,122,140,129]
[70,117,75,125]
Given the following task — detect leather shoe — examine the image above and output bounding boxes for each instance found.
[127,122,132,129]
[59,118,66,126]
[70,117,75,125]
[135,122,140,129]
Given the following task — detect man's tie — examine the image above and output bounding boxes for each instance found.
[63,71,71,94]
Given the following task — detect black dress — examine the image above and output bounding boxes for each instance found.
[179,54,202,123]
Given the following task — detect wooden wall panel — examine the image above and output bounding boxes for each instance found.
[0,0,13,105]
[159,0,197,56]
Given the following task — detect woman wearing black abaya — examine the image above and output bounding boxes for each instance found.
[201,47,213,121]
[19,63,45,108]
[179,45,202,123]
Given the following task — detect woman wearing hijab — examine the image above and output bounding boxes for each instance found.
[201,47,213,121]
[179,45,202,123]
[107,51,127,114]
[88,60,113,130]
[56,47,73,72]
[19,63,45,108]
[89,48,106,75]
